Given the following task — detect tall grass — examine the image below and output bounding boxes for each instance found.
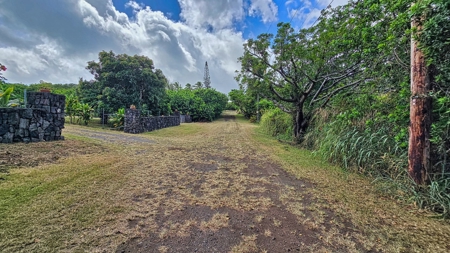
[259,108,293,141]
[299,107,450,218]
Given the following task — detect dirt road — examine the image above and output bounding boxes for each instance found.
[62,114,362,253]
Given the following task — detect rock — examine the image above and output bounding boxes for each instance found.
[0,125,9,135]
[3,132,13,143]
[0,92,65,143]
[43,120,50,130]
[19,118,29,129]
[8,112,19,125]
[23,109,33,119]
[29,123,38,132]
[30,130,39,138]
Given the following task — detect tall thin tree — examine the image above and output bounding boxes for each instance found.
[203,61,211,89]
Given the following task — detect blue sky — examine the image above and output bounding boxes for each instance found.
[113,0,182,21]
[0,0,347,94]
[112,0,305,38]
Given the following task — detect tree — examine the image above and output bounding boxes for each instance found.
[81,51,167,115]
[194,81,203,90]
[167,88,227,121]
[203,61,211,89]
[228,89,257,118]
[167,81,182,91]
[185,83,192,90]
[237,6,368,139]
[65,94,79,124]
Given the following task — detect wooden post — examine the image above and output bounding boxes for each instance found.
[408,16,431,185]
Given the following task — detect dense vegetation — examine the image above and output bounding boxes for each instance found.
[166,88,228,122]
[233,0,450,217]
[0,51,228,126]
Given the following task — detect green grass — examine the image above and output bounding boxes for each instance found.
[144,123,205,137]
[0,150,129,252]
[251,123,450,252]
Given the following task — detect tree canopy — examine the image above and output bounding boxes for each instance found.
[79,51,168,115]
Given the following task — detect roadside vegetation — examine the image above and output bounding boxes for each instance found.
[231,0,450,218]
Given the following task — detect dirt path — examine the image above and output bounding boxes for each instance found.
[62,114,366,253]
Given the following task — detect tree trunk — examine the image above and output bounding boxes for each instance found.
[294,105,308,140]
[408,17,431,185]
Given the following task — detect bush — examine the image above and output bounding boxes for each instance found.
[260,108,292,140]
[167,88,227,122]
[110,108,125,129]
[225,102,238,110]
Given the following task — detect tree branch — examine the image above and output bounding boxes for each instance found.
[260,94,292,113]
[270,84,297,103]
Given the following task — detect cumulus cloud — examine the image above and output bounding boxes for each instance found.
[248,0,278,23]
[179,0,245,30]
[0,0,280,94]
[286,0,349,28]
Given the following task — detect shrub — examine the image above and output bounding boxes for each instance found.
[110,108,125,129]
[260,108,292,140]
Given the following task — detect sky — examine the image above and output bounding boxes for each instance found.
[0,0,348,94]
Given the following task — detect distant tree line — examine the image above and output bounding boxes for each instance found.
[1,51,228,125]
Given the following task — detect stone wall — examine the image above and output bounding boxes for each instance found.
[124,109,181,134]
[0,92,65,143]
[180,114,192,123]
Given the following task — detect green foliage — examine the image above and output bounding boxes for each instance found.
[27,82,78,96]
[0,86,14,107]
[76,103,93,125]
[260,108,292,140]
[110,108,125,129]
[80,51,167,115]
[166,88,227,121]
[415,0,450,85]
[65,94,79,124]
[228,89,256,118]
[225,102,238,111]
[236,3,373,138]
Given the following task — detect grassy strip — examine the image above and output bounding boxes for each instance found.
[0,151,129,252]
[250,126,450,252]
[144,122,206,138]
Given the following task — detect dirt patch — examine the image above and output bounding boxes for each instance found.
[0,139,107,173]
[223,115,235,122]
[117,142,365,252]
[188,162,219,172]
[116,204,322,253]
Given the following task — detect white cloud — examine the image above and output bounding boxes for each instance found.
[0,0,262,94]
[248,0,278,23]
[125,1,144,11]
[179,0,245,30]
[286,0,349,28]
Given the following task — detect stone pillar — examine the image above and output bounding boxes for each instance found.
[26,92,65,141]
[124,109,143,134]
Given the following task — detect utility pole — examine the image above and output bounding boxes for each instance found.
[203,61,211,89]
[408,11,431,185]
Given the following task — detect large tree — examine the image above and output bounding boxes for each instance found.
[237,5,369,139]
[80,51,168,115]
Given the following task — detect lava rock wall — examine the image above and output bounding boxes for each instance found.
[0,92,65,143]
[124,109,181,134]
